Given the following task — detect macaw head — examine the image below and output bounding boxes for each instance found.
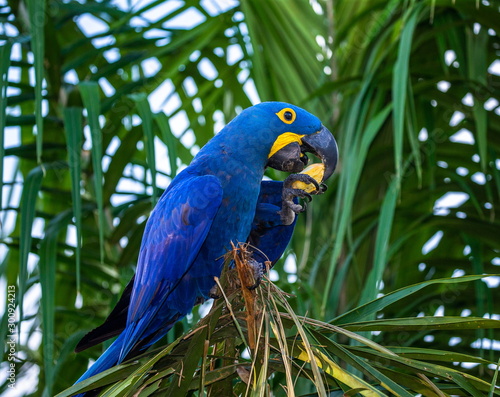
[236,102,338,183]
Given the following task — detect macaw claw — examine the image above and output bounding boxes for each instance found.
[208,284,221,299]
[287,173,321,193]
[279,174,323,225]
[246,259,264,290]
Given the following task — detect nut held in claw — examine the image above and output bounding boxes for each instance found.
[291,163,325,193]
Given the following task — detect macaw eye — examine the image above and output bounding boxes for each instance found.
[276,108,296,124]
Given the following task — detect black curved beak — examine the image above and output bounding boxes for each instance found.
[300,125,338,182]
[267,142,307,173]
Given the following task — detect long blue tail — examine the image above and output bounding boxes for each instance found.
[74,310,183,395]
[74,333,127,396]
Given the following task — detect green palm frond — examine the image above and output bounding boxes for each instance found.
[58,248,500,396]
[0,0,499,395]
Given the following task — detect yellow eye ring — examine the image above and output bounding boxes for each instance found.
[276,108,296,124]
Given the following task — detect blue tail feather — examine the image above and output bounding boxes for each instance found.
[74,313,180,396]
[74,333,126,396]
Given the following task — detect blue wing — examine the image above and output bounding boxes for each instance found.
[248,180,298,265]
[118,173,222,358]
[75,174,223,384]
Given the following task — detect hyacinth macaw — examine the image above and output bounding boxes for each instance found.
[74,102,338,390]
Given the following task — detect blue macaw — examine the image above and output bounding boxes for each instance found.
[74,102,338,391]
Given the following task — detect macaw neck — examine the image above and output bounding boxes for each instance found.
[190,122,274,187]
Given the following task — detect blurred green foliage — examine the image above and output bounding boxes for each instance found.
[1,0,499,395]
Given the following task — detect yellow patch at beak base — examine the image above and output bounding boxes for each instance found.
[268,132,305,158]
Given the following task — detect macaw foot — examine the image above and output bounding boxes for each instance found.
[246,259,264,290]
[208,284,221,299]
[279,174,323,225]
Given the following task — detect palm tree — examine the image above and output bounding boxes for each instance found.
[1,0,499,395]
